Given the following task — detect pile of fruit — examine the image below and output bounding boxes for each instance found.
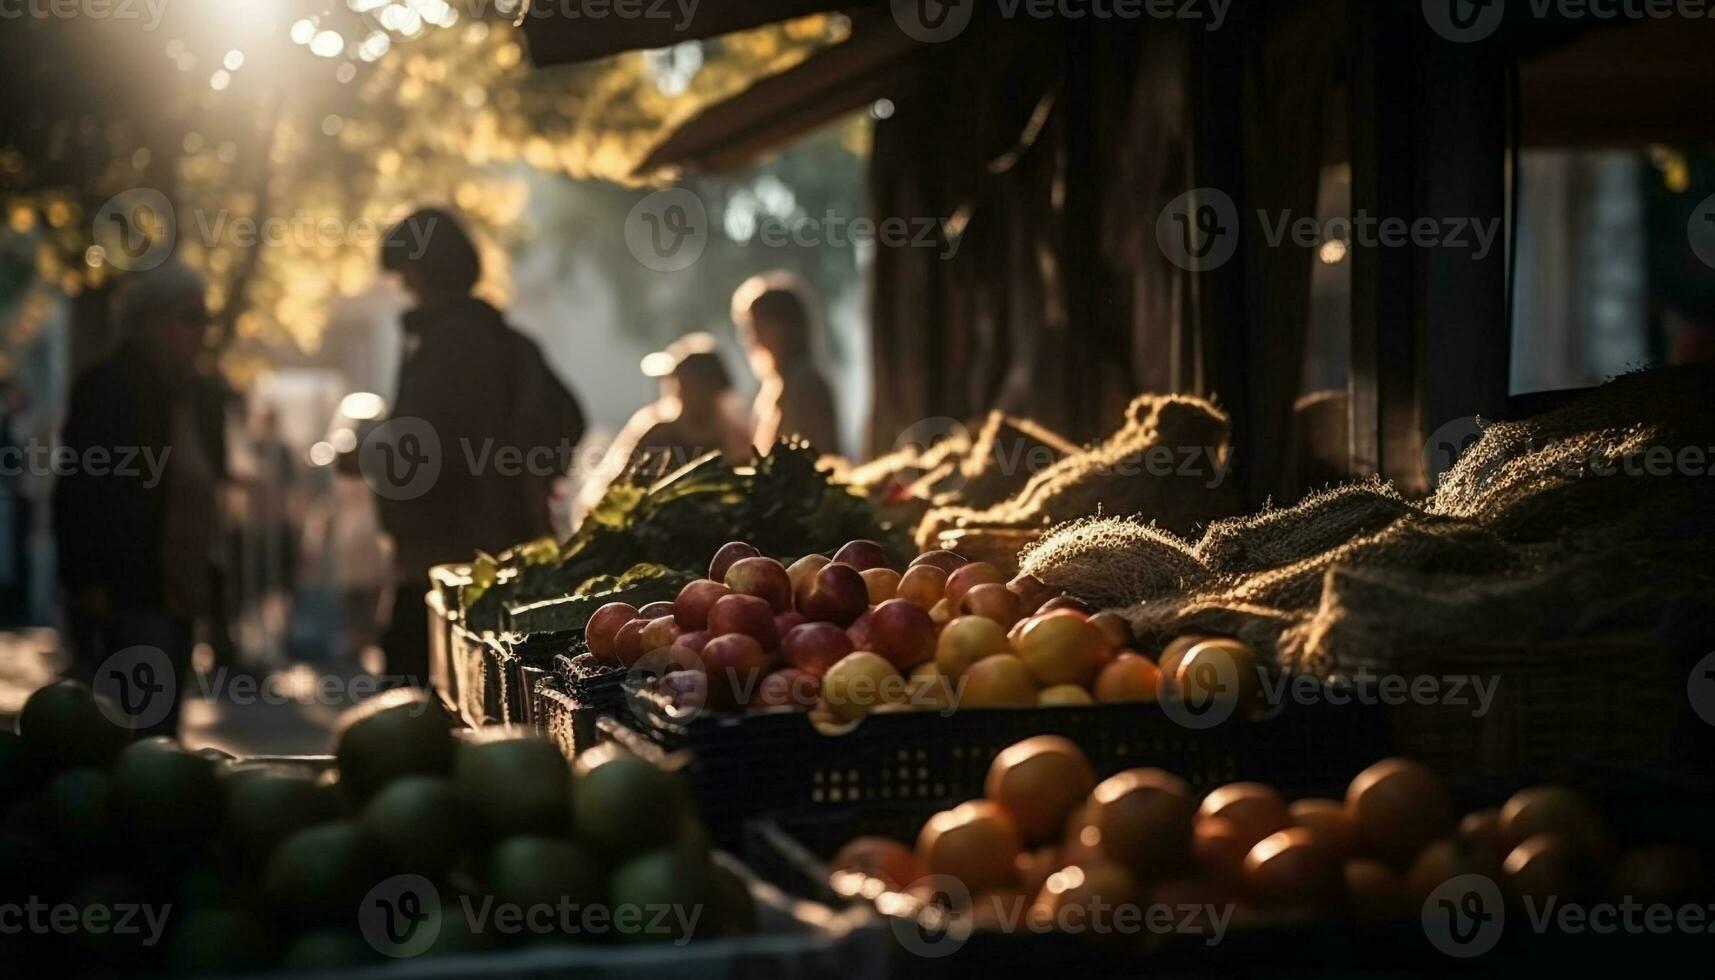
[826,736,1710,943]
[583,539,1250,725]
[2,681,751,975]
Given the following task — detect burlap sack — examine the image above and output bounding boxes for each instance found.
[1019,365,1715,682]
[918,392,1238,545]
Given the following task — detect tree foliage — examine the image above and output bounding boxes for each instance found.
[0,1,849,368]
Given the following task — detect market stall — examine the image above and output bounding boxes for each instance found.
[6,3,1715,977]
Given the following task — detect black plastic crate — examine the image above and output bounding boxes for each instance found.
[601,692,1392,850]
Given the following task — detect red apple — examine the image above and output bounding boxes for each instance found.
[775,611,808,641]
[724,556,794,613]
[677,630,710,654]
[708,593,780,648]
[787,554,832,604]
[867,599,937,671]
[847,611,873,652]
[613,618,650,667]
[833,540,892,572]
[782,622,855,677]
[945,561,1007,610]
[799,562,869,626]
[960,582,1022,628]
[1007,573,1058,615]
[703,634,770,711]
[640,616,681,654]
[638,601,675,620]
[709,541,761,582]
[910,550,969,574]
[587,602,639,664]
[751,668,821,710]
[673,579,732,631]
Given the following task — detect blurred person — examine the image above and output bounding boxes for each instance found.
[731,272,840,455]
[54,259,227,738]
[372,208,585,686]
[0,382,31,624]
[576,334,751,515]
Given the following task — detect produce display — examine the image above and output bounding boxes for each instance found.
[2,680,751,975]
[584,537,1268,726]
[461,442,907,633]
[825,736,1712,944]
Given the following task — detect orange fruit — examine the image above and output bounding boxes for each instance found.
[1032,860,1137,933]
[831,836,925,889]
[1502,833,1584,903]
[1088,768,1195,878]
[958,655,1038,708]
[1245,827,1340,909]
[1288,798,1358,861]
[984,736,1096,844]
[1015,615,1109,687]
[1173,639,1265,719]
[916,800,1023,895]
[1193,815,1251,886]
[1155,634,1211,687]
[1092,653,1160,703]
[1197,783,1289,851]
[1345,759,1454,863]
[1497,786,1610,858]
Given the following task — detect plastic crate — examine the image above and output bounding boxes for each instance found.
[600,693,1391,850]
[448,626,505,728]
[427,564,471,713]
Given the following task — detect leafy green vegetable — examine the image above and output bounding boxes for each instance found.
[460,441,910,632]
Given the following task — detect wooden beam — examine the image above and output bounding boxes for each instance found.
[520,0,878,66]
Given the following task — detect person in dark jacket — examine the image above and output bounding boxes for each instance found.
[370,208,585,685]
[55,260,227,737]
